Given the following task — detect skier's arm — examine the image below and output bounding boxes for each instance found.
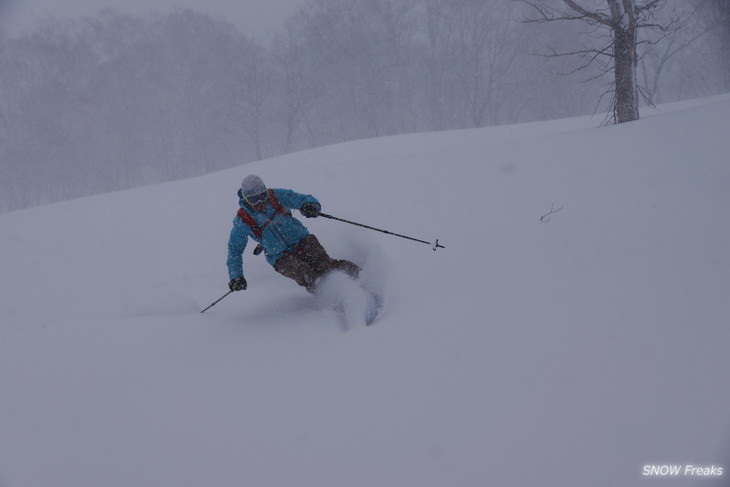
[226,219,249,280]
[273,189,320,214]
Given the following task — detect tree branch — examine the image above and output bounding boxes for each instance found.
[635,0,664,14]
[562,0,614,26]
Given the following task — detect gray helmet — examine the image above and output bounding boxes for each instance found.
[241,174,266,196]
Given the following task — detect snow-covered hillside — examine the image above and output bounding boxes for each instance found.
[1,96,729,487]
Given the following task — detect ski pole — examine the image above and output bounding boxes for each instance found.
[200,290,233,313]
[319,213,445,251]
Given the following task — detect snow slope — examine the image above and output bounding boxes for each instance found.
[1,95,729,487]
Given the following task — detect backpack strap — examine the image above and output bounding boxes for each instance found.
[236,189,290,240]
[237,207,262,239]
[267,189,290,216]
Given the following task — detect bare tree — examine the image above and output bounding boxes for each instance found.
[285,0,421,144]
[521,0,672,124]
[420,0,530,129]
[229,38,273,161]
[638,0,710,105]
[272,22,314,153]
[701,0,730,90]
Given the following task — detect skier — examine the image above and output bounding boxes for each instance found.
[227,175,360,294]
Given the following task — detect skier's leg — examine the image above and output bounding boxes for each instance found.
[273,253,319,293]
[332,258,360,279]
[275,235,360,293]
[297,234,360,280]
[296,234,333,276]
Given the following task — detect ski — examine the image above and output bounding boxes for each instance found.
[365,292,384,326]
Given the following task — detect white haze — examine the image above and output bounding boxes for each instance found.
[2,0,303,38]
[0,0,728,214]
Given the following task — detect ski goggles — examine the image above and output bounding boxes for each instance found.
[244,189,268,205]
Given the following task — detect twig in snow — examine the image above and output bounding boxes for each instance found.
[540,204,564,223]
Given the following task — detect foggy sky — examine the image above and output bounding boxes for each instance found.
[1,0,727,214]
[1,0,304,38]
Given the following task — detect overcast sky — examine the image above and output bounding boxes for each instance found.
[1,0,304,38]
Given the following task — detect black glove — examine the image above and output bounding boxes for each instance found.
[300,202,321,218]
[228,277,247,291]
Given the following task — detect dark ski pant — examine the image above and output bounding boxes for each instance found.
[274,234,359,293]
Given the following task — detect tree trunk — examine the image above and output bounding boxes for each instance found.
[612,22,640,123]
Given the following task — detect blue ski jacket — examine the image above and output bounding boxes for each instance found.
[227,188,320,280]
